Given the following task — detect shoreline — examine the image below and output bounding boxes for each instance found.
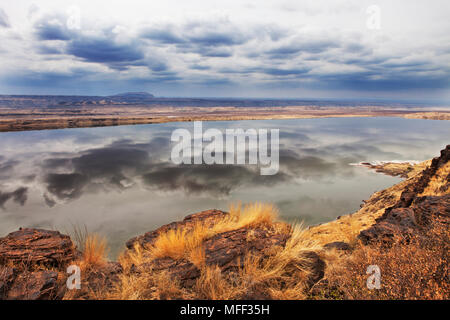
[0,107,449,132]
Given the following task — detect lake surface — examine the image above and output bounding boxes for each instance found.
[0,117,448,257]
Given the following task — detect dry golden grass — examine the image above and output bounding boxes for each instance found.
[419,161,450,196]
[194,265,237,300]
[149,203,279,265]
[317,221,449,300]
[68,224,108,268]
[81,234,108,268]
[63,232,109,300]
[104,204,322,300]
[407,160,432,178]
[192,223,320,300]
[150,224,206,261]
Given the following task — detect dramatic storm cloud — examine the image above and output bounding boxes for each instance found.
[0,0,449,101]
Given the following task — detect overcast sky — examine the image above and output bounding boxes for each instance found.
[0,0,449,101]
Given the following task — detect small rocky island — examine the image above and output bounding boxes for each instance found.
[0,146,448,300]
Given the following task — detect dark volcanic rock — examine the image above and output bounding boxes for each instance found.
[0,228,77,268]
[412,195,450,224]
[360,195,450,245]
[65,261,123,300]
[5,270,63,300]
[128,222,291,287]
[126,209,229,249]
[323,241,351,251]
[0,266,16,298]
[359,207,418,244]
[203,227,289,271]
[84,261,123,291]
[151,257,200,287]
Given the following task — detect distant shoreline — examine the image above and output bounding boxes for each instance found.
[0,106,449,132]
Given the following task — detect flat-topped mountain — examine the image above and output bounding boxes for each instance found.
[109,92,154,99]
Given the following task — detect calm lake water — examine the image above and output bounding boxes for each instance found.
[0,117,449,257]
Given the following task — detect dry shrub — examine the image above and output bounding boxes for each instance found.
[320,222,449,300]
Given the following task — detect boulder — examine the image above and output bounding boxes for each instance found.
[5,270,63,300]
[151,257,200,286]
[203,226,289,271]
[0,228,77,268]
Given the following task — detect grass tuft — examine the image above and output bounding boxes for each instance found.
[81,234,108,268]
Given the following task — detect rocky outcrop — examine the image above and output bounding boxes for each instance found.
[0,266,15,298]
[203,226,289,271]
[396,145,449,208]
[123,207,326,298]
[149,257,200,287]
[0,264,66,300]
[0,228,77,267]
[3,269,64,300]
[65,262,123,300]
[0,228,77,300]
[359,145,450,245]
[126,211,293,288]
[359,195,450,244]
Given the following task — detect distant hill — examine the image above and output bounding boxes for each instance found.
[0,92,155,108]
[0,93,444,109]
